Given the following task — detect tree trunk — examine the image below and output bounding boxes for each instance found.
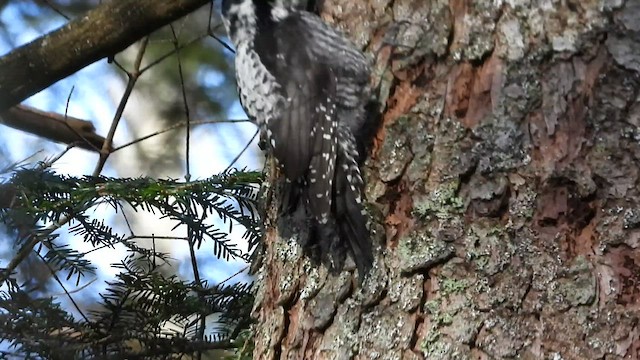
[253,0,640,358]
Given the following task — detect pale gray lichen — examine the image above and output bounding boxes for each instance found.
[623,208,640,229]
[378,116,414,183]
[388,273,424,312]
[413,180,464,220]
[397,230,454,273]
[552,255,596,308]
[359,305,415,358]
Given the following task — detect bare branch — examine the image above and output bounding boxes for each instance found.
[111,119,252,153]
[0,0,211,113]
[93,37,150,176]
[0,104,106,152]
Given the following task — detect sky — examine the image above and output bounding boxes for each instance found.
[0,1,260,329]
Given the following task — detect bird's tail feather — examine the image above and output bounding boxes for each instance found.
[333,127,373,281]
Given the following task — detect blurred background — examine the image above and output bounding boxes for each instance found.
[0,0,259,333]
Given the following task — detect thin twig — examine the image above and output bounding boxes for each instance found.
[217,265,249,286]
[119,202,136,236]
[185,209,207,360]
[170,24,193,181]
[35,251,90,323]
[205,3,232,53]
[93,37,150,176]
[110,119,251,152]
[167,28,208,356]
[140,34,208,74]
[39,0,71,20]
[209,33,235,54]
[168,28,206,355]
[49,277,98,297]
[81,235,190,256]
[62,86,103,153]
[223,128,259,173]
[206,1,215,34]
[41,145,74,168]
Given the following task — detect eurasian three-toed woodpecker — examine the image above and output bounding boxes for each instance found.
[220,0,373,280]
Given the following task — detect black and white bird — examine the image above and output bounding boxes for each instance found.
[220,0,374,280]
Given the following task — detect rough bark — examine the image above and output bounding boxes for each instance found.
[253,0,640,359]
[0,0,210,113]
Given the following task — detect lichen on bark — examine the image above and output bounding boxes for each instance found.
[252,0,640,359]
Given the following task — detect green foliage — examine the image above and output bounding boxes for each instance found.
[0,166,263,359]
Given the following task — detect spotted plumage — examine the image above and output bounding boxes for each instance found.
[221,0,373,280]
